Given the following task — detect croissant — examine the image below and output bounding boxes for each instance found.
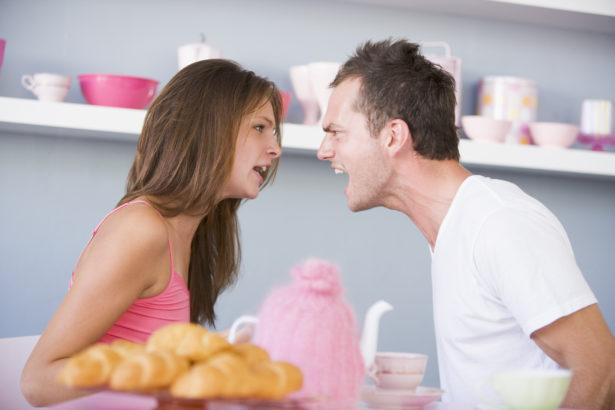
[57,343,123,387]
[170,352,258,399]
[146,323,230,361]
[109,349,189,392]
[231,342,270,365]
[110,339,146,358]
[250,361,303,400]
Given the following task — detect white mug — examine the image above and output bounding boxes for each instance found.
[22,73,71,102]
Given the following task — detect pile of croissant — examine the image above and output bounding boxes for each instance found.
[57,323,303,400]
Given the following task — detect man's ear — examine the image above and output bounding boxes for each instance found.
[383,119,411,156]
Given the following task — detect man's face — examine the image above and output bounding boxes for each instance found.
[317,78,390,212]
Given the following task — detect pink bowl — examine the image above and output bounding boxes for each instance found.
[279,90,292,119]
[462,115,512,143]
[78,74,158,109]
[529,122,579,148]
[0,39,5,72]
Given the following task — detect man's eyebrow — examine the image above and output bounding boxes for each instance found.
[323,123,342,133]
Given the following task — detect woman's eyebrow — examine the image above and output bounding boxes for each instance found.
[254,115,274,126]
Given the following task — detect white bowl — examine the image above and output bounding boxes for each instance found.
[462,115,512,143]
[529,122,579,148]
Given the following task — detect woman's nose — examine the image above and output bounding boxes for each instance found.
[268,137,282,158]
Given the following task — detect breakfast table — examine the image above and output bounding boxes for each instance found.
[48,391,577,410]
[48,390,480,410]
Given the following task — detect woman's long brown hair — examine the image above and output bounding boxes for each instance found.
[118,59,282,326]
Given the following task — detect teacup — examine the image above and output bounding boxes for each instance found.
[477,368,572,410]
[369,352,428,390]
[22,73,71,102]
[30,85,70,102]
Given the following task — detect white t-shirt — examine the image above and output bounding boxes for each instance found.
[431,175,596,404]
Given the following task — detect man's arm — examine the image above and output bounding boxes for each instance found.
[531,304,615,409]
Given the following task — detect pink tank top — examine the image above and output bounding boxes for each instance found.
[70,200,190,344]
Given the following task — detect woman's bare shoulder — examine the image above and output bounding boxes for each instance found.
[96,202,168,247]
[74,202,171,290]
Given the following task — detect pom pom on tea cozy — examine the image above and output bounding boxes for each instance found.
[291,258,343,295]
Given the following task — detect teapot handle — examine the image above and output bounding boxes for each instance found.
[228,315,258,343]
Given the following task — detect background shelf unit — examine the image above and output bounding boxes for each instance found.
[1,97,614,178]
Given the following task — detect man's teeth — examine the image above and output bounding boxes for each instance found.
[334,169,345,174]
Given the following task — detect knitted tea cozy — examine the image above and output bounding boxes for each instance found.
[253,258,365,402]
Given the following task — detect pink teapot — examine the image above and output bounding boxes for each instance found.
[228,259,393,404]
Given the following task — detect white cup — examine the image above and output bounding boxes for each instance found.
[22,73,71,102]
[177,42,221,70]
[476,368,572,410]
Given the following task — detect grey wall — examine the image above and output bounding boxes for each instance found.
[1,0,614,390]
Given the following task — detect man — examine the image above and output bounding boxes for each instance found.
[317,38,615,408]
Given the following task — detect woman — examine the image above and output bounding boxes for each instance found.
[21,59,283,406]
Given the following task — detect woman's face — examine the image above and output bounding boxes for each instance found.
[221,101,281,200]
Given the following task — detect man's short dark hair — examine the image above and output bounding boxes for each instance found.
[332,38,460,161]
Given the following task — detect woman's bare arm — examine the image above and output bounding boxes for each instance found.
[21,206,170,407]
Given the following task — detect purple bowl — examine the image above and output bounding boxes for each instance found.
[78,74,158,109]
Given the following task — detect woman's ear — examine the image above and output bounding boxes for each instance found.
[383,119,411,156]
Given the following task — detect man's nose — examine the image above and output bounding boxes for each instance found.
[317,135,333,160]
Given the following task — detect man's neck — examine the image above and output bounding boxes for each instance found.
[382,157,472,249]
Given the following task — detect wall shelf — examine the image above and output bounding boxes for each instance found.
[338,0,615,34]
[1,97,614,179]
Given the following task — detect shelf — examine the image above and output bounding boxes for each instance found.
[338,0,615,34]
[1,97,614,179]
[0,97,144,143]
[283,122,615,179]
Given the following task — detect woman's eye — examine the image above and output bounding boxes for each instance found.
[254,125,265,132]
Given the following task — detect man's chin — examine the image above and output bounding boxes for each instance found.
[347,198,373,213]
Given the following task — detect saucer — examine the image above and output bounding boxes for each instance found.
[360,385,444,409]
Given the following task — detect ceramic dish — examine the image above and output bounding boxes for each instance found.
[84,388,352,410]
[360,385,444,409]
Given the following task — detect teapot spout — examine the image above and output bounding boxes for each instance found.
[360,300,393,371]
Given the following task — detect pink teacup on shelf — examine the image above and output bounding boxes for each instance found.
[370,352,428,391]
